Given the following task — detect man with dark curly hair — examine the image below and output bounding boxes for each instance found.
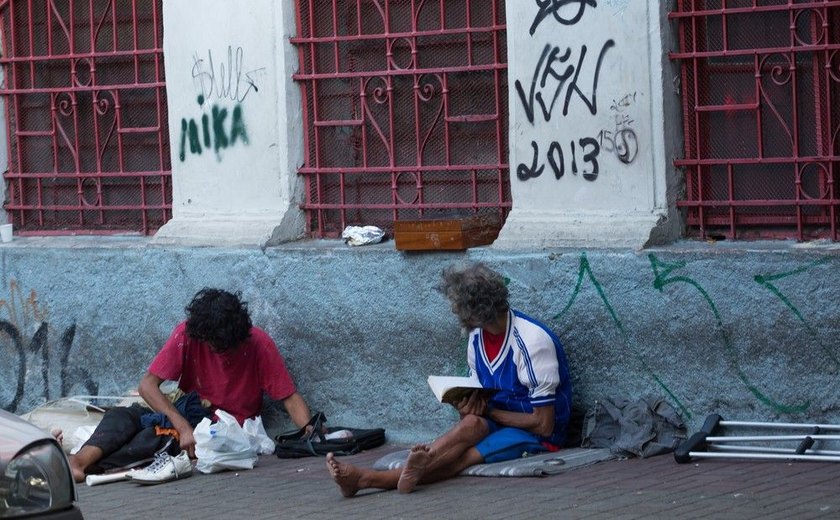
[68,288,314,483]
[327,262,573,496]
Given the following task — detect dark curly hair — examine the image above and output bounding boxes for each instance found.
[439,262,509,329]
[185,288,252,352]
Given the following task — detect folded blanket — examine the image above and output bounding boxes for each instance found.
[372,447,615,477]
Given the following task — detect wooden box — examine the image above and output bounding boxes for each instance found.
[394,213,502,251]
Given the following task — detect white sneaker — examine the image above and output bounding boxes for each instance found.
[130,451,192,485]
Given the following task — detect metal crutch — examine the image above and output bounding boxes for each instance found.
[674,414,840,463]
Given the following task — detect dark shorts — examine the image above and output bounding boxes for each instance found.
[84,404,175,472]
[475,419,547,464]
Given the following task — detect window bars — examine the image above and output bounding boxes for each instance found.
[671,0,840,241]
[292,0,510,237]
[0,0,171,235]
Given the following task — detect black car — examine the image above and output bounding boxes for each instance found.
[0,408,84,519]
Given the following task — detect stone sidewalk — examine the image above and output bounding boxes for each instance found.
[74,444,840,519]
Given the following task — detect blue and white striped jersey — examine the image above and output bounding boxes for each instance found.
[467,309,573,446]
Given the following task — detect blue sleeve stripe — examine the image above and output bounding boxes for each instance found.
[513,329,538,388]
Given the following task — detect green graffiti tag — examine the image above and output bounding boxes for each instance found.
[649,253,809,414]
[555,253,691,419]
[179,95,250,162]
[753,258,837,366]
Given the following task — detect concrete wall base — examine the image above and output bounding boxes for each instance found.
[0,240,837,443]
[153,217,292,247]
[494,210,668,249]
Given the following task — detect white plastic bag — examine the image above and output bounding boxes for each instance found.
[341,225,385,246]
[69,425,97,455]
[194,410,258,474]
[242,416,276,455]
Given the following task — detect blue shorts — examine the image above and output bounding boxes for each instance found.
[475,420,547,464]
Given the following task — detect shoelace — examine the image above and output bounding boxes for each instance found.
[144,452,173,475]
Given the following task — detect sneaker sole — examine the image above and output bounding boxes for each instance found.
[130,471,192,485]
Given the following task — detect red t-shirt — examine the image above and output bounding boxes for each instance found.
[148,322,297,424]
[482,328,506,364]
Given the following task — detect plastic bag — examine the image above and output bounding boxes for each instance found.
[194,410,258,474]
[341,225,385,246]
[69,425,96,455]
[242,416,276,455]
[20,395,140,453]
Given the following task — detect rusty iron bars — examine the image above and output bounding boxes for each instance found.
[0,0,171,235]
[670,0,839,241]
[292,0,510,237]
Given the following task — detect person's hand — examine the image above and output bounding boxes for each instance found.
[178,427,197,458]
[456,390,488,417]
[302,423,328,439]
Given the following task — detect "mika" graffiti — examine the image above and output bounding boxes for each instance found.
[178,95,250,162]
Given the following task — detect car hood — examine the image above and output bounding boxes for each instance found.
[0,408,55,470]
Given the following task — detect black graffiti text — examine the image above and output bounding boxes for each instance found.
[517,137,601,182]
[530,0,598,35]
[599,91,639,164]
[192,46,265,105]
[598,128,638,164]
[515,40,615,124]
[0,321,97,413]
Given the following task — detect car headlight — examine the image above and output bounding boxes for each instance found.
[0,440,75,518]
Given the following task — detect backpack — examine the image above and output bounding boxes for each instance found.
[274,412,386,458]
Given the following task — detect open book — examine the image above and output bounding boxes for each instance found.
[427,375,497,405]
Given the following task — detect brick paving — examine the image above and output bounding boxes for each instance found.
[75,445,840,519]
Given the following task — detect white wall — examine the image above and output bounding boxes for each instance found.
[155,0,304,246]
[495,0,678,249]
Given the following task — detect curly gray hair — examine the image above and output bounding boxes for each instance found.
[440,262,509,329]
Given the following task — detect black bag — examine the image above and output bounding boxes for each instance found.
[274,412,386,458]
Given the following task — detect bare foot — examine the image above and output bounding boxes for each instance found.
[397,444,431,494]
[326,452,362,498]
[67,454,86,483]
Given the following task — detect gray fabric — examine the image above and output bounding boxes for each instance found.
[581,396,687,458]
[372,447,615,477]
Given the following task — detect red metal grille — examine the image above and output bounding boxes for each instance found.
[670,1,840,241]
[0,0,171,235]
[292,0,509,237]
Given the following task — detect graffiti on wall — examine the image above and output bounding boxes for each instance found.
[553,253,834,419]
[179,95,250,162]
[529,0,598,35]
[191,46,265,104]
[598,92,639,164]
[0,280,97,413]
[515,0,640,183]
[179,46,264,163]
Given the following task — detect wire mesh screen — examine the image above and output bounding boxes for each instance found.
[293,0,509,237]
[671,1,840,241]
[0,0,171,235]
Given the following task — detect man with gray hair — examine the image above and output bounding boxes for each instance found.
[326,262,573,496]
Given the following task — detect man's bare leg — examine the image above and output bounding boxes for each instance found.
[327,414,490,496]
[397,414,489,493]
[326,453,402,497]
[68,445,104,483]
